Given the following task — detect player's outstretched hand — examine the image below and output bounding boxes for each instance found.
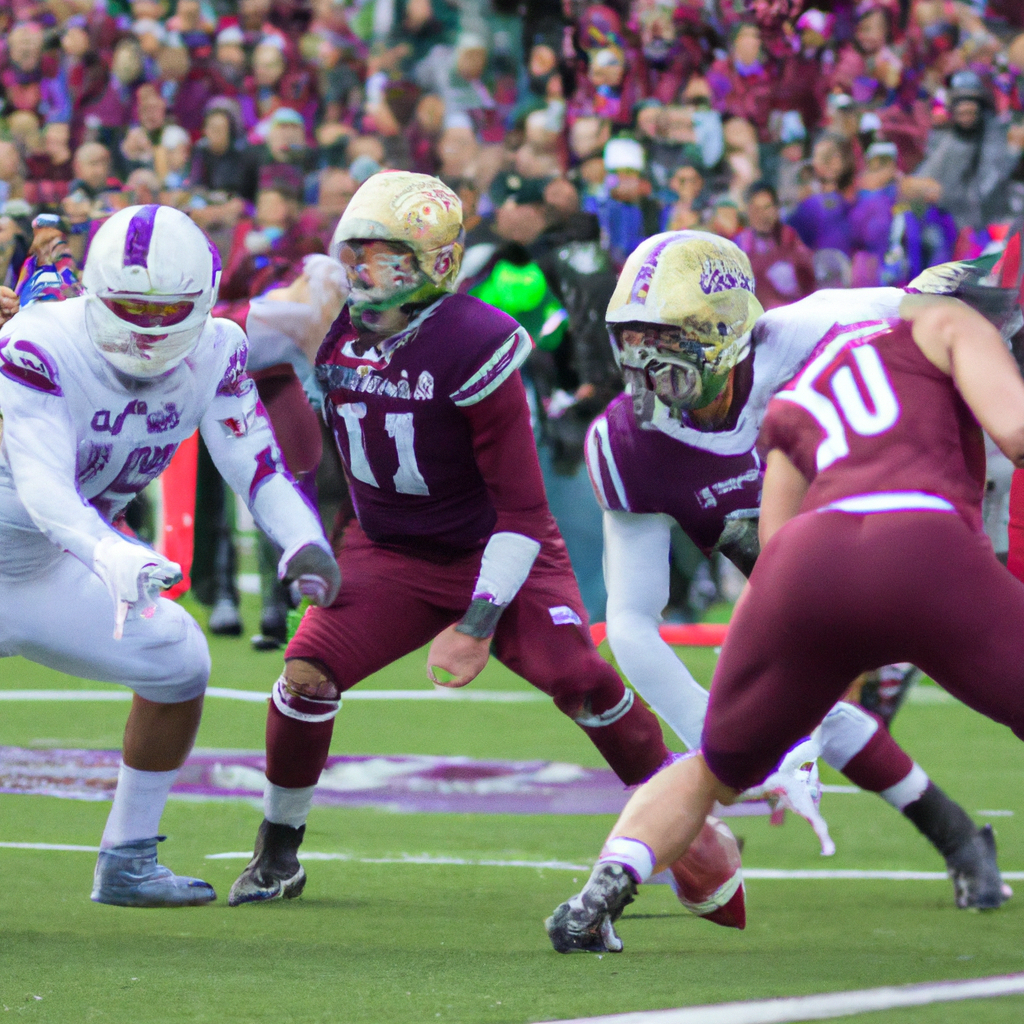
[0,286,20,327]
[92,535,183,640]
[282,542,341,607]
[427,624,490,688]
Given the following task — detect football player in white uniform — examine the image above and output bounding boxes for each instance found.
[0,205,339,907]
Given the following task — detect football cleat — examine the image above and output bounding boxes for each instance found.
[228,819,307,906]
[251,604,288,651]
[946,825,1011,911]
[91,836,216,907]
[668,816,746,930]
[208,597,243,636]
[545,863,636,953]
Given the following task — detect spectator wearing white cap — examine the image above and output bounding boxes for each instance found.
[210,25,249,96]
[155,124,192,191]
[582,138,660,271]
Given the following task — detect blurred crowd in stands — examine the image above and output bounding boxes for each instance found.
[4,0,1024,627]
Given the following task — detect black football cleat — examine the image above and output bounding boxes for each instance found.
[545,863,637,953]
[946,825,1011,910]
[228,820,307,906]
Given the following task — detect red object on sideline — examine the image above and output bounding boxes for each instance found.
[589,622,728,647]
[158,430,199,599]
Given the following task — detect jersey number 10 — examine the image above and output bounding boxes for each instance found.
[336,402,430,495]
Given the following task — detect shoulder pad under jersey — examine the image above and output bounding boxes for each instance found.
[206,316,251,399]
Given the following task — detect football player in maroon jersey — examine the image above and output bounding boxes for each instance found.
[547,258,1024,952]
[583,231,1008,925]
[228,172,675,906]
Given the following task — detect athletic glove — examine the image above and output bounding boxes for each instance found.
[739,735,836,856]
[280,542,341,607]
[92,535,183,640]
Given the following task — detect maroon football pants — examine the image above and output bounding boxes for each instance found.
[269,523,668,787]
[703,510,1024,792]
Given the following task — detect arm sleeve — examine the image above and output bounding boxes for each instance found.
[0,377,122,567]
[603,510,709,750]
[200,368,329,565]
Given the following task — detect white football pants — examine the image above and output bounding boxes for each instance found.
[0,538,209,703]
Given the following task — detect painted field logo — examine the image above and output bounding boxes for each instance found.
[700,257,755,296]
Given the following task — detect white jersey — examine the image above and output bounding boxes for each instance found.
[0,296,327,577]
[643,287,904,456]
[600,287,907,751]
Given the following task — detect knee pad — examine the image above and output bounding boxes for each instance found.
[818,702,879,772]
[131,616,210,704]
[271,659,341,723]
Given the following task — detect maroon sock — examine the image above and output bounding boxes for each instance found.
[265,699,335,789]
[839,711,915,792]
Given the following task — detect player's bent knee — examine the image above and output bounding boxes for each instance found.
[131,617,210,704]
[272,659,342,722]
[818,701,879,771]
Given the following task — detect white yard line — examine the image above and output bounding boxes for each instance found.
[0,686,955,704]
[531,974,1024,1024]
[0,842,99,852]
[0,687,548,703]
[2,843,1024,881]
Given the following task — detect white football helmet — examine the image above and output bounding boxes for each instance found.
[329,171,464,295]
[83,205,221,378]
[606,231,763,414]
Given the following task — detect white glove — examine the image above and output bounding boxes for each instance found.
[738,735,836,857]
[92,535,183,640]
[280,542,341,607]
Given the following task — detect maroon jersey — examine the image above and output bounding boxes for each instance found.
[760,318,986,532]
[586,390,763,556]
[315,294,542,550]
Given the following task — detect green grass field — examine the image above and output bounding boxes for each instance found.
[2,593,1024,1023]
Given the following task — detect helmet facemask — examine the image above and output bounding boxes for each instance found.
[613,321,746,420]
[329,172,464,339]
[85,293,206,379]
[335,238,443,335]
[604,230,763,424]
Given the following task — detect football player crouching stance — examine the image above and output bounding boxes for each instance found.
[228,172,682,906]
[0,205,339,906]
[547,236,1023,952]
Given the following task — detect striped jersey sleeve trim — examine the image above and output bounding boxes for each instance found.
[584,417,630,512]
[450,327,532,407]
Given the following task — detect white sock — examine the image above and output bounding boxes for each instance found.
[101,764,178,849]
[598,836,656,884]
[880,762,930,811]
[264,782,316,828]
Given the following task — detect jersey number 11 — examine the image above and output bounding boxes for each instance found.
[337,402,430,495]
